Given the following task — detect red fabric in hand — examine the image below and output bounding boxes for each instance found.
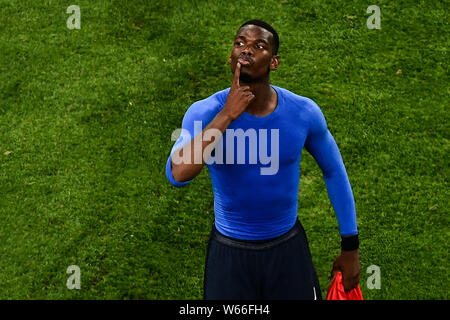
[326,272,363,300]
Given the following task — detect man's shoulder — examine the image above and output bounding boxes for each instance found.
[187,88,229,113]
[275,86,322,115]
[181,88,230,124]
[193,87,230,106]
[277,86,328,132]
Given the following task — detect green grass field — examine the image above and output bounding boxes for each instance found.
[0,0,448,299]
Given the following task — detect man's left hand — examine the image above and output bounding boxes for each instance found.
[331,249,360,291]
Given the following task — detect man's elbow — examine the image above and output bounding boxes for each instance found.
[171,165,186,183]
[165,157,191,187]
[170,160,193,184]
[322,163,348,180]
[320,163,336,179]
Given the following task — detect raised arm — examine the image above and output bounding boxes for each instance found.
[166,62,255,186]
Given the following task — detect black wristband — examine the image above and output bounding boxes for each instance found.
[341,234,359,251]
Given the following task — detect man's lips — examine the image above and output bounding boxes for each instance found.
[238,58,252,66]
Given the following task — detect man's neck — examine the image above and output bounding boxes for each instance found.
[240,80,277,117]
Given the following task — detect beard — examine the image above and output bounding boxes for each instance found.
[238,68,270,84]
[239,71,256,83]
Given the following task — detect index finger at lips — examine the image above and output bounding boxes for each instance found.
[233,62,241,88]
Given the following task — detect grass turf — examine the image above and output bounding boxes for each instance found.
[0,0,448,299]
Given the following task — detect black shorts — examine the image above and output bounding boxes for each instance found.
[203,219,322,300]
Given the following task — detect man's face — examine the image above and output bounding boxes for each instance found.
[228,25,279,83]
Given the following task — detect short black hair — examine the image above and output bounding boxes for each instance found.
[238,19,279,55]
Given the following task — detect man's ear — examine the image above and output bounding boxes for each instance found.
[228,55,232,65]
[270,55,280,71]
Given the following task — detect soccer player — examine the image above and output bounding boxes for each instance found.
[165,20,360,300]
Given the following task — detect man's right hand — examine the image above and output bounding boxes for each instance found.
[222,62,255,121]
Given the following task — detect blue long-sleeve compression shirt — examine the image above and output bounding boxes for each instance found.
[166,85,358,240]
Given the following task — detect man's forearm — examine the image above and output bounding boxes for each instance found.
[323,168,358,237]
[171,109,233,182]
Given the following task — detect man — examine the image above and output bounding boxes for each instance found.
[165,19,360,300]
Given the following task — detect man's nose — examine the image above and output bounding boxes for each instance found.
[241,45,253,56]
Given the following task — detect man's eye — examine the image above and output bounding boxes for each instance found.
[235,41,243,46]
[257,44,264,49]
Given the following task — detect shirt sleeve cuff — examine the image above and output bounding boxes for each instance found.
[341,234,359,251]
[165,154,192,187]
